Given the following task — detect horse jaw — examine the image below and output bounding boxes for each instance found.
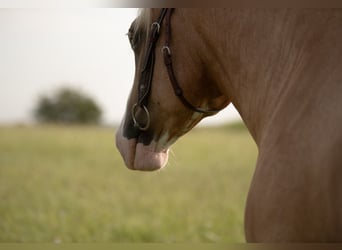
[115,123,170,171]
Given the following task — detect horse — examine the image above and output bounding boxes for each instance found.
[116,8,342,242]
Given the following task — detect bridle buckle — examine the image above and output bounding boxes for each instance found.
[151,22,161,33]
[162,46,171,55]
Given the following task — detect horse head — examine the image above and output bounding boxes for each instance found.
[116,9,229,171]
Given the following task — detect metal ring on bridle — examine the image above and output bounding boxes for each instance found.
[151,22,161,33]
[131,103,150,131]
[162,46,171,55]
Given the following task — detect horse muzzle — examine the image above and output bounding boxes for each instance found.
[115,121,169,171]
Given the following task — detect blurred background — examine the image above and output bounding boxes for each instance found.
[0,8,256,242]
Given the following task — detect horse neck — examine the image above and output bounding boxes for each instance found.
[197,9,342,146]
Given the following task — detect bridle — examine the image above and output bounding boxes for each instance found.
[131,8,220,131]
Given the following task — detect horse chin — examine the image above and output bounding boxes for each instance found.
[115,129,169,171]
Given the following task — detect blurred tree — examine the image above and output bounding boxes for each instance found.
[34,87,102,124]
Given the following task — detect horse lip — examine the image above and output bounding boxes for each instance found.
[126,142,169,171]
[134,144,169,171]
[115,132,135,170]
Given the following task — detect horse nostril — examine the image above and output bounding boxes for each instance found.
[122,116,141,140]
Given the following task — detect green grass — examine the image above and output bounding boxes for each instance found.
[0,123,257,242]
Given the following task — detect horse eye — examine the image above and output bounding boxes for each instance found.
[127,29,139,50]
[127,29,134,46]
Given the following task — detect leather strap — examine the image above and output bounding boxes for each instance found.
[162,9,219,114]
[137,8,168,108]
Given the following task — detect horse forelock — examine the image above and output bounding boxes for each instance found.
[134,9,151,35]
[127,8,151,49]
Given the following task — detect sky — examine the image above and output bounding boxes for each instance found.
[0,8,241,126]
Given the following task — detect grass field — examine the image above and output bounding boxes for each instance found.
[0,123,257,242]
